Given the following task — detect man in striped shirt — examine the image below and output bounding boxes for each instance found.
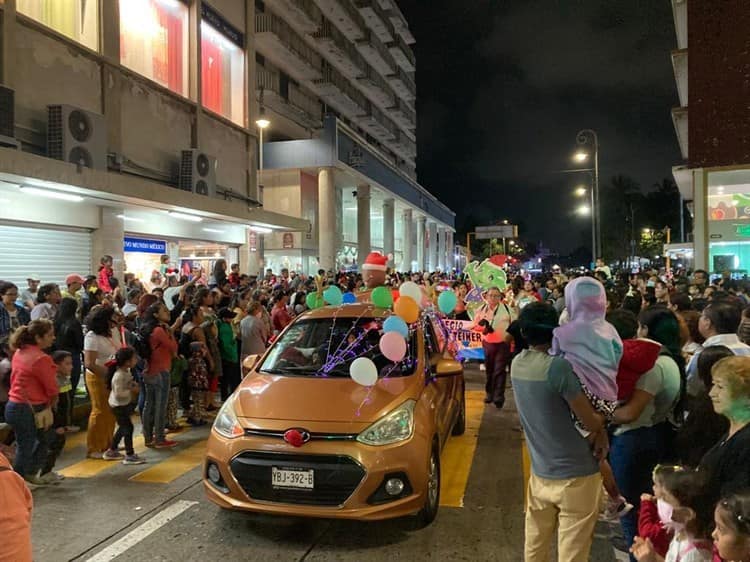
[687,300,750,394]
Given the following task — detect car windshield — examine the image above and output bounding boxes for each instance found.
[259,316,418,378]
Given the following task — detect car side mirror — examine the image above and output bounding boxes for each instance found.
[242,354,260,376]
[435,358,462,377]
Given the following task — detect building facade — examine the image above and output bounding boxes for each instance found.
[0,0,308,287]
[670,0,750,275]
[253,0,456,274]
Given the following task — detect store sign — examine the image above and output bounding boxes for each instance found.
[201,3,244,47]
[124,237,167,254]
[737,225,750,237]
[283,233,294,249]
[348,143,365,169]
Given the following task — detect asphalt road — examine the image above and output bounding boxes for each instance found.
[29,365,621,562]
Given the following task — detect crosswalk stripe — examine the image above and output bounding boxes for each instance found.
[128,440,207,484]
[439,390,485,508]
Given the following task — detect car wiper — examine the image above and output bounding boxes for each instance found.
[259,366,320,375]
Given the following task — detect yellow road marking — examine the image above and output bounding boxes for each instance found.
[439,390,485,507]
[59,434,148,478]
[129,440,207,484]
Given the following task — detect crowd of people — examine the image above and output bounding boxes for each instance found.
[2,252,750,561]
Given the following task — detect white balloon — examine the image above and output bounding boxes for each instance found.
[399,281,422,304]
[350,357,378,387]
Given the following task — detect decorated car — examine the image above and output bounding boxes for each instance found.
[203,302,465,526]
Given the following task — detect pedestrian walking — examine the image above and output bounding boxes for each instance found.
[470,286,514,408]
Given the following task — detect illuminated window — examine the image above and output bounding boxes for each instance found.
[201,21,245,125]
[18,0,99,50]
[119,0,189,97]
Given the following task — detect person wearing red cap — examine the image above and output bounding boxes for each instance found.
[61,273,85,309]
[356,252,389,303]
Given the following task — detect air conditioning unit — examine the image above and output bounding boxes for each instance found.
[179,149,216,197]
[47,104,107,170]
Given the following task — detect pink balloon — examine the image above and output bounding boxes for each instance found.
[379,331,407,362]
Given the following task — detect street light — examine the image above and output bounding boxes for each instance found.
[574,186,587,197]
[576,204,591,216]
[574,129,600,265]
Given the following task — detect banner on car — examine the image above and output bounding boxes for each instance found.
[442,319,485,361]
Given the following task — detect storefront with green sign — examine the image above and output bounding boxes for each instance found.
[707,169,750,275]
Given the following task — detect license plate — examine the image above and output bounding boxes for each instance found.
[271,467,314,489]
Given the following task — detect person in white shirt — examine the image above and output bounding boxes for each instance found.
[104,347,145,465]
[687,300,750,395]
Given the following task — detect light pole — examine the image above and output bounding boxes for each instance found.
[574,185,595,266]
[574,129,600,265]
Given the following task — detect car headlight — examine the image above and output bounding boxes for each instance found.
[357,400,416,446]
[212,397,243,439]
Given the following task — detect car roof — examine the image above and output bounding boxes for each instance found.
[296,303,388,321]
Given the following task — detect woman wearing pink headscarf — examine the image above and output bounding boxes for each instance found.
[552,276,631,520]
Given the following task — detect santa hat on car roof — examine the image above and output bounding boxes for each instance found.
[361,252,388,271]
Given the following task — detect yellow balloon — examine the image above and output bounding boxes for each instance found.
[394,295,419,324]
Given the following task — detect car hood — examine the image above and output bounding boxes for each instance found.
[235,372,422,424]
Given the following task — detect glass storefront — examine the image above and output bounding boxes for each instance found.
[119,0,189,97]
[707,168,750,275]
[19,0,99,50]
[265,250,319,276]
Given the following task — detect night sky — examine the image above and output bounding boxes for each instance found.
[398,0,682,254]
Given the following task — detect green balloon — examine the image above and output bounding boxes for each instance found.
[306,292,324,309]
[371,286,393,309]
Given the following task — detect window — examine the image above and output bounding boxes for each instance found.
[18,0,99,50]
[119,0,189,97]
[201,21,245,125]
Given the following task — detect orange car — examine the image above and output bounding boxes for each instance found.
[204,303,465,526]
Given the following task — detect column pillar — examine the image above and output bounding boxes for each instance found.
[383,198,395,263]
[318,168,336,272]
[402,209,413,271]
[416,216,426,272]
[693,170,707,271]
[428,221,438,271]
[92,207,125,280]
[356,184,371,264]
[437,227,447,271]
[446,230,455,270]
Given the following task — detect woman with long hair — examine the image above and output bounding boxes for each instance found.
[5,320,58,485]
[54,297,83,431]
[192,287,222,408]
[610,305,684,554]
[210,259,227,289]
[83,307,118,458]
[0,281,30,344]
[138,303,179,448]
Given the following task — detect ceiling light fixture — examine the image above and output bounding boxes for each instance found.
[248,225,273,234]
[20,186,83,202]
[169,211,203,222]
[202,227,225,233]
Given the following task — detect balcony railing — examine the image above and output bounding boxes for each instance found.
[312,0,365,42]
[312,19,366,78]
[671,49,687,108]
[387,67,415,102]
[387,35,415,72]
[388,98,416,130]
[312,63,368,117]
[354,0,393,43]
[356,65,394,108]
[256,13,324,82]
[356,103,394,141]
[355,29,395,76]
[264,0,320,34]
[256,66,280,93]
[289,83,323,125]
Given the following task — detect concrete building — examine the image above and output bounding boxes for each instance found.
[670,0,750,275]
[253,0,455,273]
[0,0,308,287]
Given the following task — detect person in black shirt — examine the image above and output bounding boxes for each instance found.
[699,355,750,503]
[54,297,84,429]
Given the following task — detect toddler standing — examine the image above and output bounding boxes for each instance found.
[104,347,146,465]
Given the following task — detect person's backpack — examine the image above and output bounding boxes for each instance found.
[132,328,151,361]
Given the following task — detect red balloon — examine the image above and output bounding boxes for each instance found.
[392,289,400,303]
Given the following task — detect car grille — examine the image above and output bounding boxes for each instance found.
[230,452,365,507]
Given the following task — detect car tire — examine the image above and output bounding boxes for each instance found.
[452,385,466,436]
[415,442,440,528]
